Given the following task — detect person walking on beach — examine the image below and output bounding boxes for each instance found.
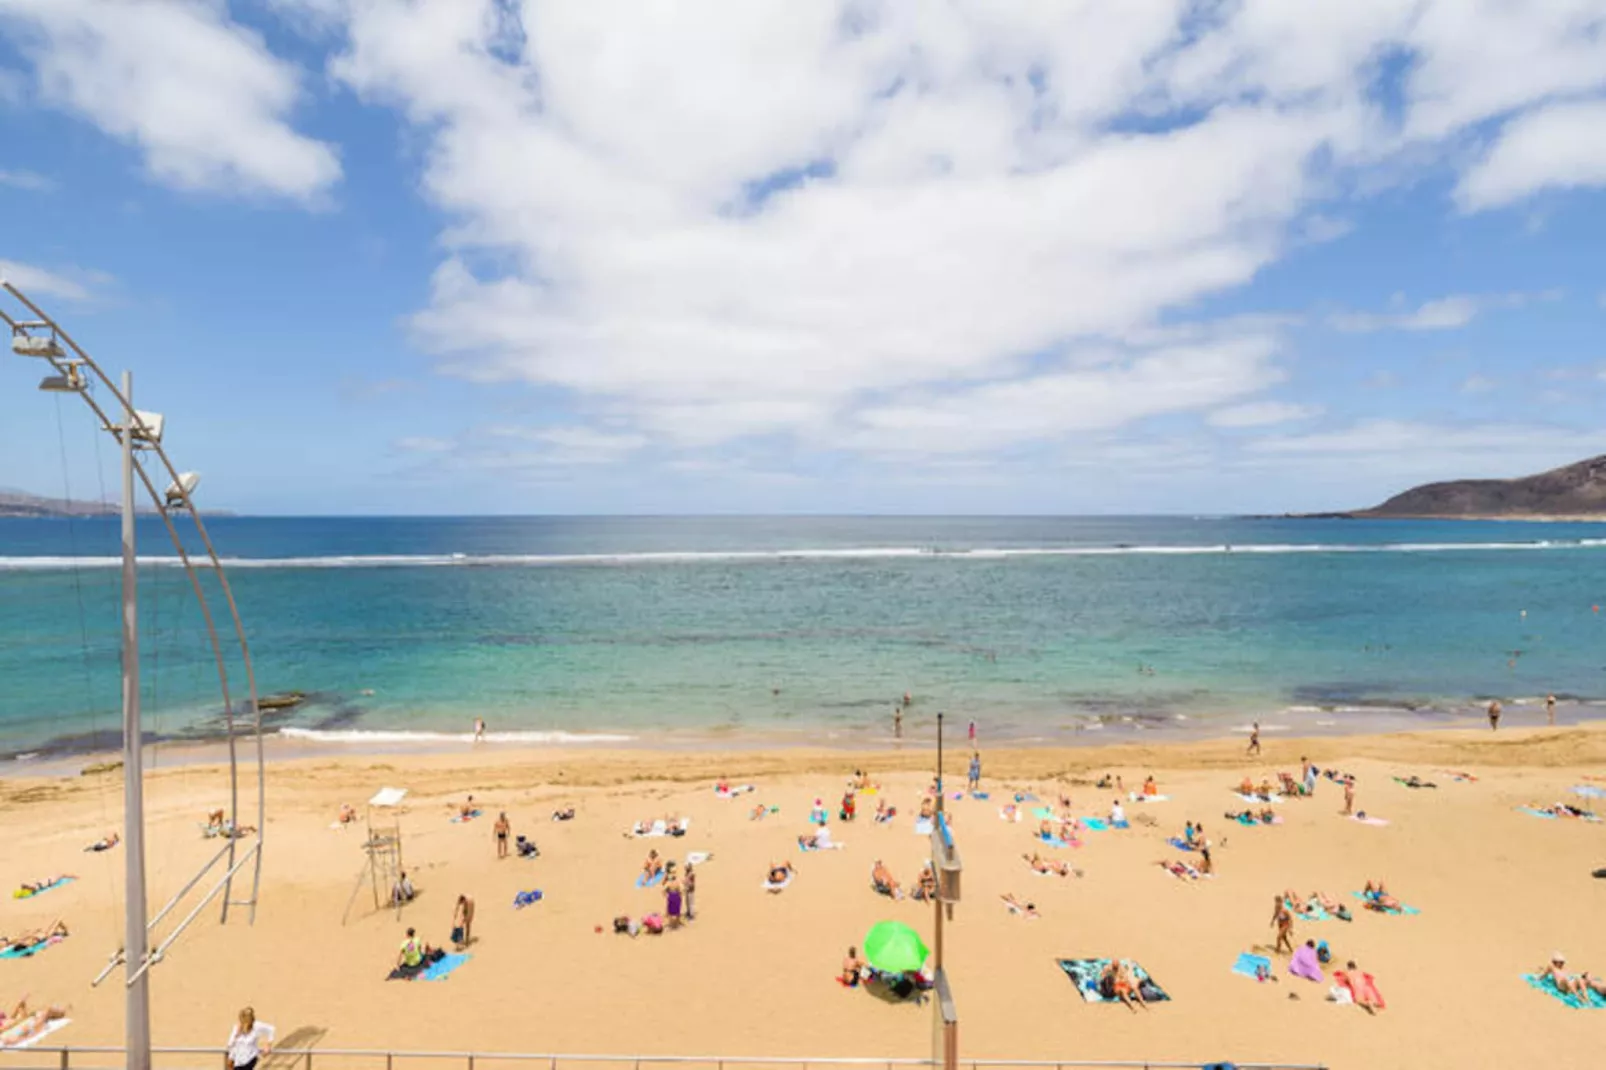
[1343,776,1356,817]
[452,894,475,948]
[1488,699,1502,731]
[968,752,982,793]
[473,717,486,743]
[493,812,510,859]
[1272,896,1295,955]
[893,706,903,739]
[1247,722,1261,756]
[225,1006,274,1070]
[684,862,696,921]
[1196,823,1213,875]
[1546,693,1556,726]
[968,719,977,746]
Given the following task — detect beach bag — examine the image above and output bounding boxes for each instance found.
[450,925,465,945]
[1316,940,1331,964]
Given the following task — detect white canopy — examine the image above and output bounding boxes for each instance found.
[368,787,408,808]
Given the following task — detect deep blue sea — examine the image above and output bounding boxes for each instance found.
[4,515,1606,760]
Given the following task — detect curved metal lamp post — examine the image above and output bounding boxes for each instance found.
[1,279,265,1070]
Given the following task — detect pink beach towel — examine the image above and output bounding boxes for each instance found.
[1289,945,1325,982]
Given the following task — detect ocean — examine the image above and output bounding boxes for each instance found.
[3,515,1605,761]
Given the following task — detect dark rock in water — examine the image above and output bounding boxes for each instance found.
[1318,455,1606,519]
[257,691,306,711]
[80,760,124,776]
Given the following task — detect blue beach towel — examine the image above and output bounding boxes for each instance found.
[419,953,470,981]
[0,935,67,960]
[1014,793,1039,803]
[1040,833,1069,848]
[1573,785,1606,799]
[513,889,542,909]
[450,809,483,824]
[971,792,990,800]
[1350,891,1419,915]
[1032,806,1056,821]
[1167,837,1195,851]
[1524,972,1606,1009]
[1056,958,1170,1004]
[1518,807,1558,820]
[636,870,665,889]
[1232,952,1271,980]
[1082,817,1109,831]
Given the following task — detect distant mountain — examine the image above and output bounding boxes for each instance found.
[0,489,232,519]
[1345,456,1606,520]
[0,489,120,518]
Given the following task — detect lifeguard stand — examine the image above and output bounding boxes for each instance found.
[342,787,408,924]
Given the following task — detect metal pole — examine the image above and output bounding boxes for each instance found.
[121,371,153,1070]
[934,712,944,973]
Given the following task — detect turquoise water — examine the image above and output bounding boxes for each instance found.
[3,516,1606,758]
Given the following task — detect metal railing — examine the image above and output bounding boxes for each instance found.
[0,1047,1327,1070]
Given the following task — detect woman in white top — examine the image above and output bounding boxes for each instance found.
[225,1006,273,1070]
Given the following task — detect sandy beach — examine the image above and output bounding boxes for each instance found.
[3,725,1604,1068]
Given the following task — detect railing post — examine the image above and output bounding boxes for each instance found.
[387,1054,394,1070]
[58,1048,68,1070]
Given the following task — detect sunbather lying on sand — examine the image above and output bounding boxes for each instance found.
[1398,775,1436,789]
[1022,853,1076,877]
[1538,953,1593,999]
[551,807,575,821]
[15,876,74,896]
[84,832,119,852]
[874,799,896,823]
[1000,893,1038,918]
[1158,859,1200,881]
[0,1000,69,1047]
[1537,802,1596,819]
[1333,960,1383,1013]
[871,860,904,899]
[766,861,794,885]
[1,920,69,953]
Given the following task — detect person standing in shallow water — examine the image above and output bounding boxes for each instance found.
[1546,693,1556,726]
[1488,699,1501,731]
[893,706,902,739]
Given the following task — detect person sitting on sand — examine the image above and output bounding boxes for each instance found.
[767,861,794,885]
[337,803,357,826]
[854,770,872,791]
[391,870,415,904]
[1000,893,1038,918]
[1102,959,1147,1012]
[918,796,935,821]
[840,790,857,822]
[1238,776,1255,795]
[871,860,904,900]
[1258,778,1275,799]
[394,927,442,978]
[1538,953,1590,999]
[1110,799,1127,826]
[1142,775,1159,797]
[206,809,226,829]
[874,799,896,823]
[84,831,119,852]
[1362,880,1400,912]
[458,796,477,820]
[1259,807,1277,823]
[1038,819,1055,839]
[642,850,663,882]
[841,945,868,986]
[809,799,828,825]
[913,863,937,902]
[750,802,768,821]
[716,777,730,794]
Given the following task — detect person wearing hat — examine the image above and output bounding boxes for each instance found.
[1539,952,1590,1000]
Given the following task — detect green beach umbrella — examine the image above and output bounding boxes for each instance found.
[863,920,929,973]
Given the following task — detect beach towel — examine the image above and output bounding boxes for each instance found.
[1289,944,1325,982]
[1332,970,1386,1010]
[1235,792,1284,804]
[418,952,470,981]
[762,872,793,893]
[1350,814,1390,827]
[1167,837,1196,852]
[686,851,712,866]
[1573,785,1606,799]
[1056,958,1170,1004]
[450,809,483,823]
[1293,901,1335,922]
[1129,793,1171,803]
[12,876,73,899]
[1518,806,1601,822]
[1039,833,1070,849]
[970,791,990,800]
[632,818,691,838]
[0,1017,70,1050]
[1524,973,1606,1009]
[1393,777,1437,789]
[799,839,843,852]
[513,889,543,909]
[715,784,755,797]
[1081,817,1109,831]
[1032,806,1056,821]
[1233,812,1281,826]
[914,818,933,836]
[1232,953,1272,980]
[1014,792,1039,803]
[636,870,665,889]
[0,934,66,960]
[1350,891,1419,915]
[998,807,1022,822]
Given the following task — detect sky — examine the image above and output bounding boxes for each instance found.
[1,0,1605,517]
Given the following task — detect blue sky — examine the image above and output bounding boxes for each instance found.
[2,0,1605,516]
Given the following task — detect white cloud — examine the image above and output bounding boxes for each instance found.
[0,258,100,300]
[393,435,452,453]
[0,0,340,201]
[1329,295,1480,333]
[0,168,53,192]
[1460,374,1496,394]
[1208,401,1321,428]
[1457,99,1606,210]
[264,1,1606,472]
